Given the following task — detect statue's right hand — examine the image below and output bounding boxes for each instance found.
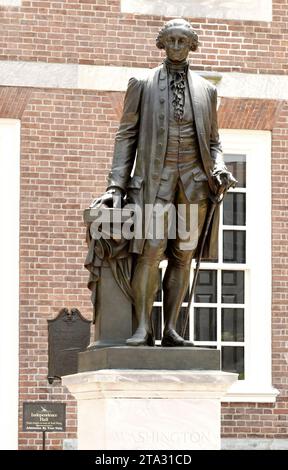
[89,187,123,209]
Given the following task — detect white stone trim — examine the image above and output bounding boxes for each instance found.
[0,0,21,6]
[216,73,288,101]
[1,61,288,100]
[0,119,20,450]
[121,0,272,22]
[78,65,148,92]
[0,61,78,89]
[63,369,237,400]
[222,386,279,403]
[222,438,288,450]
[63,437,288,451]
[78,66,288,100]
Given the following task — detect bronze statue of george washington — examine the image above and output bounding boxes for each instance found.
[90,19,236,347]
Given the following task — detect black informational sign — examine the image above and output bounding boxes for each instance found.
[23,402,66,432]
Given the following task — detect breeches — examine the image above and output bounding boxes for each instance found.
[138,178,208,269]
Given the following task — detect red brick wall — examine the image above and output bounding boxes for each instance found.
[271,101,288,399]
[222,401,288,437]
[0,1,287,73]
[0,87,31,118]
[1,0,288,449]
[218,98,283,130]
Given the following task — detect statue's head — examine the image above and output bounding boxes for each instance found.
[156,19,199,63]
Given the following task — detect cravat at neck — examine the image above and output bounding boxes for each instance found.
[164,58,189,74]
[165,64,187,122]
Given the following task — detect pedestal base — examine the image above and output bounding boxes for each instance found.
[63,369,237,450]
[79,346,220,371]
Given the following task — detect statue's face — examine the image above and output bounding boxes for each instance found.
[163,27,190,62]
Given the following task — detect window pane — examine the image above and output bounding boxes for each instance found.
[183,287,189,303]
[155,269,162,302]
[151,306,162,341]
[194,307,217,341]
[222,271,244,304]
[223,193,246,226]
[222,346,244,379]
[176,306,190,340]
[224,154,246,188]
[194,270,217,303]
[221,308,244,341]
[223,230,246,263]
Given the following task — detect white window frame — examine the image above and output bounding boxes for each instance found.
[0,119,20,449]
[156,130,278,402]
[219,130,278,402]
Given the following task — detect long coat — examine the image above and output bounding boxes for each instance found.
[107,63,226,259]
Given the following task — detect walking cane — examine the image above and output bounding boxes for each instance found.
[181,181,234,339]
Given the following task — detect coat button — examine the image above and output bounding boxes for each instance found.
[159,113,165,120]
[160,98,165,103]
[160,86,166,91]
[158,142,163,148]
[159,127,165,134]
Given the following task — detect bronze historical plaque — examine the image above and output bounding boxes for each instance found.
[23,402,66,432]
[47,308,91,383]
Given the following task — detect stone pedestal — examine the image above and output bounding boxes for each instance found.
[84,207,133,349]
[63,369,237,450]
[90,264,132,348]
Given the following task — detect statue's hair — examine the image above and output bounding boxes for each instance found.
[156,19,199,52]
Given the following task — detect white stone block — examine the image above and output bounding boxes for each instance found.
[121,0,272,22]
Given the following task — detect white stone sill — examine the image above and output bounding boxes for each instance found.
[223,382,279,403]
